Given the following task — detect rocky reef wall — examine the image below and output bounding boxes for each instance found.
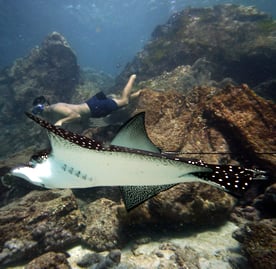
[0,32,79,122]
[0,32,116,160]
[114,4,276,99]
[0,32,80,158]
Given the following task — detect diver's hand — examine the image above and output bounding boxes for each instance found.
[54,120,63,126]
[54,114,80,126]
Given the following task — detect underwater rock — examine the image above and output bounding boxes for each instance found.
[2,31,79,119]
[136,87,229,165]
[232,219,276,269]
[79,187,234,251]
[118,183,235,230]
[81,198,121,251]
[252,183,276,219]
[0,32,79,159]
[135,85,233,164]
[0,238,37,266]
[115,4,276,90]
[136,62,237,96]
[137,61,216,94]
[0,189,85,266]
[230,183,276,226]
[204,84,276,172]
[230,205,261,225]
[25,251,71,269]
[77,252,104,267]
[77,250,121,269]
[0,34,115,160]
[125,82,275,226]
[71,68,115,108]
[263,184,276,209]
[254,79,276,102]
[159,244,200,269]
[135,82,276,172]
[94,249,121,269]
[149,183,235,227]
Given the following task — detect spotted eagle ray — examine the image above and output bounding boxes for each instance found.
[11,112,267,210]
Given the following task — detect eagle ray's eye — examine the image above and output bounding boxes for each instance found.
[30,154,44,164]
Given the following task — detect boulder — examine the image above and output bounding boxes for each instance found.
[149,183,235,226]
[0,32,79,159]
[135,83,276,171]
[230,205,261,225]
[25,252,71,269]
[204,84,276,172]
[81,198,121,251]
[77,250,121,268]
[1,31,79,121]
[252,183,276,219]
[0,33,116,160]
[119,183,235,230]
[0,189,85,266]
[233,219,276,269]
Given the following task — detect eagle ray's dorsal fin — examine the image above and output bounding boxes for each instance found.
[111,112,160,153]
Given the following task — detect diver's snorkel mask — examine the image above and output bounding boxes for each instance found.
[32,96,50,115]
[32,96,49,115]
[32,103,45,115]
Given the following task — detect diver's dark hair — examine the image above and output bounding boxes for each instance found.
[32,96,50,106]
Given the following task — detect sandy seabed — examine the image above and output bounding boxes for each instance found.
[66,221,242,269]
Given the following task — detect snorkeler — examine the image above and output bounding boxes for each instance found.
[32,74,140,126]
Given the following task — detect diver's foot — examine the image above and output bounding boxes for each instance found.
[130,89,142,99]
[130,74,136,81]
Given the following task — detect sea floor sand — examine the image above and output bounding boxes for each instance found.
[66,221,244,269]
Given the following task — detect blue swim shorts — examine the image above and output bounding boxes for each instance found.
[85,92,119,118]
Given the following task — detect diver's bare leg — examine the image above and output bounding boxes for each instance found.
[113,74,137,107]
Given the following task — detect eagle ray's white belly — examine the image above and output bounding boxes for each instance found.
[44,147,207,188]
